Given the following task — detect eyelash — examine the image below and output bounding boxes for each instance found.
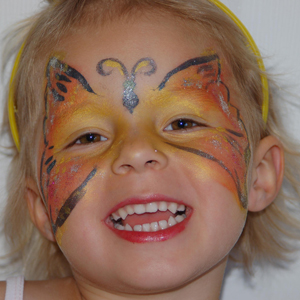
[70,118,205,146]
[73,133,108,145]
[164,118,207,131]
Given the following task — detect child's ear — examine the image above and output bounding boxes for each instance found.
[248,135,284,212]
[25,178,55,242]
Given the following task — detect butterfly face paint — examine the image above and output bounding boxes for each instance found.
[40,57,99,245]
[40,50,250,247]
[40,55,160,245]
[154,53,250,209]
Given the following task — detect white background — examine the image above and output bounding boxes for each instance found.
[0,0,299,299]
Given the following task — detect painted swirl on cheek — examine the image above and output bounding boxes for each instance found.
[157,54,250,209]
[40,56,98,243]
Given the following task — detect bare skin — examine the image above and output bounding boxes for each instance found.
[0,258,226,300]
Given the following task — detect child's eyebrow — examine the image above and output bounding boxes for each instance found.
[157,54,220,90]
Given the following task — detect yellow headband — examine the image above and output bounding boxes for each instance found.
[8,0,269,152]
[8,42,24,152]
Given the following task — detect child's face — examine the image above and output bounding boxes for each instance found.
[37,14,250,293]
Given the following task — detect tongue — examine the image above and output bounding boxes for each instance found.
[123,211,174,227]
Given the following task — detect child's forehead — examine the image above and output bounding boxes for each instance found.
[60,15,208,60]
[50,14,237,95]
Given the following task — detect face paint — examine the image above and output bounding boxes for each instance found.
[97,58,156,113]
[154,53,250,209]
[40,50,250,247]
[40,56,99,245]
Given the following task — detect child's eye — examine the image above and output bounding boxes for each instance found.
[74,133,108,145]
[164,119,206,131]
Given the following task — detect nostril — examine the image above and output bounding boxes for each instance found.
[122,164,132,170]
[146,160,157,167]
[112,146,168,174]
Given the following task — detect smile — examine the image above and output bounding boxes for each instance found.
[110,201,187,232]
[105,196,192,243]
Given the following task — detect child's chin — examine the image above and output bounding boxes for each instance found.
[99,257,225,296]
[110,271,195,295]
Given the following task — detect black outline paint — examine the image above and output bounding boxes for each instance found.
[167,144,247,209]
[46,57,95,95]
[50,168,97,235]
[158,54,220,90]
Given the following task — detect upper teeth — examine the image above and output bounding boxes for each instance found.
[111,201,186,221]
[115,214,187,232]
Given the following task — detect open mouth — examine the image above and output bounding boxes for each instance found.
[109,201,188,232]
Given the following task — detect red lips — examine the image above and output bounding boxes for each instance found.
[104,194,192,243]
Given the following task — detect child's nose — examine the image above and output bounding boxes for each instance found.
[111,137,168,175]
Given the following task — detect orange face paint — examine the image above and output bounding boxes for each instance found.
[153,53,250,208]
[40,57,100,242]
[40,52,250,245]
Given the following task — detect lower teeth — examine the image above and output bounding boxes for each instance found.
[113,214,187,232]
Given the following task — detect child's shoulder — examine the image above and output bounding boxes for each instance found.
[0,281,5,300]
[0,277,80,300]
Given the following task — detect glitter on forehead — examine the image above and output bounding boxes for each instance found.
[97,57,157,113]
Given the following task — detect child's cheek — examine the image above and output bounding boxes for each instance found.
[172,128,250,210]
[46,156,88,214]
[40,152,100,245]
[158,85,250,209]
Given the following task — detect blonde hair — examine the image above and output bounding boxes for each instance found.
[2,0,300,279]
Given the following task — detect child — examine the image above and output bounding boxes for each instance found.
[1,0,300,299]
